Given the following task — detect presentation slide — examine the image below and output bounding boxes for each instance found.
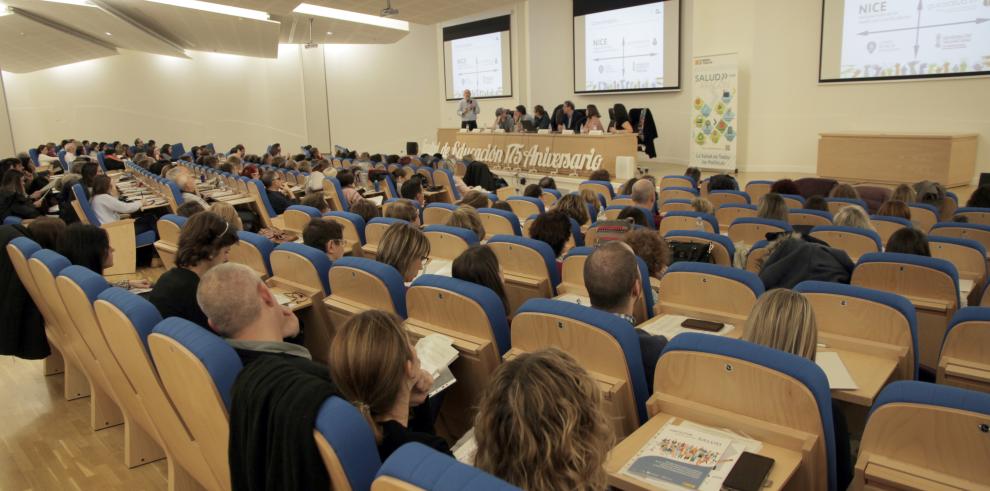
[450,33,506,98]
[443,15,512,100]
[574,0,681,93]
[821,0,990,81]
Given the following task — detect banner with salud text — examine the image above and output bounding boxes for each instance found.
[690,53,738,171]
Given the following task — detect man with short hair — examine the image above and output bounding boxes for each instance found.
[561,101,586,132]
[385,199,421,226]
[303,220,346,261]
[457,89,479,130]
[262,170,296,215]
[197,263,307,365]
[584,241,667,389]
[400,179,425,208]
[513,105,534,131]
[631,179,658,228]
[175,173,210,209]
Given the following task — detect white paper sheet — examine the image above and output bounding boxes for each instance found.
[428,366,457,398]
[415,333,458,378]
[554,293,591,307]
[452,428,477,464]
[273,293,293,306]
[637,315,735,339]
[423,259,453,277]
[960,278,974,308]
[815,351,859,391]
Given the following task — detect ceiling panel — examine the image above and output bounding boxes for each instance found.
[311,0,519,25]
[5,0,187,58]
[0,10,118,73]
[189,0,303,16]
[275,13,407,44]
[102,0,282,58]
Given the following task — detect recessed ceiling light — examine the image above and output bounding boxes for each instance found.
[293,3,408,31]
[104,31,112,36]
[326,31,333,35]
[145,0,271,22]
[41,0,95,6]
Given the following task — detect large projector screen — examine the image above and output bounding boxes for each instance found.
[573,0,681,93]
[820,0,990,82]
[443,15,512,100]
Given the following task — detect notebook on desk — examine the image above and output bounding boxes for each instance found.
[815,351,859,391]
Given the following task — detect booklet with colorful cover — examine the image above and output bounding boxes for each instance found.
[621,423,732,489]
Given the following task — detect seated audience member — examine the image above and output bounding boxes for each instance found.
[329,310,447,461]
[350,199,380,224]
[770,179,800,196]
[400,179,426,208]
[148,212,238,329]
[803,195,828,212]
[457,190,488,209]
[57,223,150,290]
[197,263,307,365]
[337,169,363,207]
[579,189,603,219]
[623,228,670,306]
[631,179,657,211]
[523,184,542,198]
[618,178,637,196]
[584,242,667,389]
[690,197,715,215]
[210,202,243,231]
[445,206,485,241]
[306,160,328,194]
[588,169,611,183]
[303,219,345,261]
[743,289,852,490]
[967,186,990,208]
[219,163,235,174]
[0,169,41,220]
[757,193,789,222]
[474,348,613,490]
[539,176,557,190]
[90,175,154,233]
[377,222,431,282]
[437,160,470,196]
[684,167,702,187]
[833,205,875,231]
[618,206,648,227]
[300,193,329,214]
[491,200,513,212]
[176,174,210,209]
[262,171,297,215]
[452,245,510,316]
[554,193,592,226]
[385,199,420,226]
[708,173,739,191]
[177,201,206,218]
[529,211,572,261]
[876,200,911,220]
[240,165,260,180]
[829,183,861,200]
[885,227,930,256]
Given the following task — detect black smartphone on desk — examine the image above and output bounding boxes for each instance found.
[722,451,774,491]
[681,318,725,332]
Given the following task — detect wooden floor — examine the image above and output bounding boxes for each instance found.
[0,168,978,491]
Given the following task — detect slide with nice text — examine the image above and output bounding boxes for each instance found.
[451,33,505,97]
[584,3,664,91]
[840,0,990,78]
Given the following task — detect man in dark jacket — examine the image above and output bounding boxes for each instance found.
[759,233,855,290]
[0,222,62,359]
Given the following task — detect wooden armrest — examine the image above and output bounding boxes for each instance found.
[101,218,136,229]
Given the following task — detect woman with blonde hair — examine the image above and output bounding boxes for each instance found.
[743,289,817,360]
[833,205,874,231]
[210,202,244,231]
[579,189,602,220]
[553,193,592,226]
[445,206,485,241]
[377,222,431,282]
[876,200,911,220]
[474,348,613,490]
[890,184,916,204]
[742,288,853,489]
[829,183,861,200]
[690,197,714,215]
[757,193,789,222]
[329,310,446,461]
[457,190,489,209]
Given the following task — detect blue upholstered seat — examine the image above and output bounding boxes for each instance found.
[661,175,696,188]
[410,275,511,355]
[665,261,765,297]
[376,443,520,490]
[506,196,545,214]
[515,298,649,422]
[710,189,751,204]
[487,235,561,288]
[274,242,333,295]
[581,179,615,198]
[941,307,990,355]
[871,379,990,417]
[809,225,883,249]
[869,215,911,228]
[151,317,243,411]
[423,224,479,246]
[434,168,462,200]
[58,265,111,303]
[826,197,869,210]
[97,286,164,353]
[249,178,278,218]
[663,229,736,259]
[662,186,699,197]
[730,217,792,233]
[236,231,275,277]
[315,396,382,490]
[324,177,350,212]
[792,209,834,221]
[856,252,961,307]
[663,211,720,234]
[324,211,367,244]
[285,204,322,218]
[478,208,522,236]
[330,257,408,317]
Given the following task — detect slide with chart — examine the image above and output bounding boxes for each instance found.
[839,0,990,79]
[583,3,664,91]
[451,33,505,98]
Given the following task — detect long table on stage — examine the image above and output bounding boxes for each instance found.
[817,132,977,188]
[435,128,637,178]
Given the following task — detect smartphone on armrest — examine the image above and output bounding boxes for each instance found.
[680,318,724,332]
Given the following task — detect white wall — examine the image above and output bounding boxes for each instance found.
[2,46,310,155]
[324,23,441,156]
[0,71,14,156]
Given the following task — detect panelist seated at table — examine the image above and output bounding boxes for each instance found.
[608,103,634,134]
[560,100,586,133]
[743,288,852,490]
[581,104,605,134]
[513,105,535,132]
[494,108,514,132]
[533,105,551,130]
